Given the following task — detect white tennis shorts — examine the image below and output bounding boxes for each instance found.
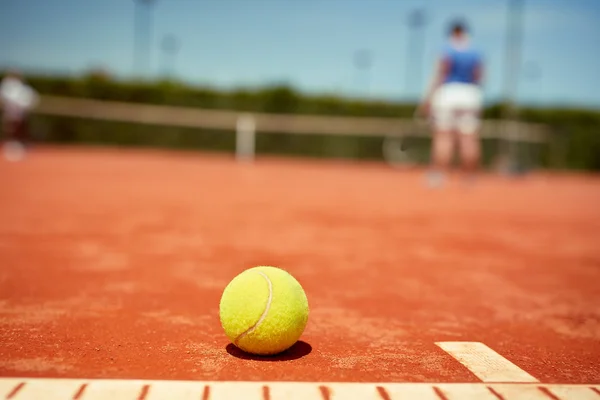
[431,82,483,135]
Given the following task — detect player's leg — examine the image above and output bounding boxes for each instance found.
[431,122,454,169]
[453,83,483,180]
[427,113,455,187]
[427,85,458,187]
[2,118,26,161]
[457,109,482,177]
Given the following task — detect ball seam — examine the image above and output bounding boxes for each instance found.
[234,271,273,345]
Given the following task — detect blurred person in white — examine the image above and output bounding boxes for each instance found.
[1,69,39,161]
[417,19,484,187]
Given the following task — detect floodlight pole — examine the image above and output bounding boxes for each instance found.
[161,35,181,78]
[353,49,373,98]
[133,0,156,78]
[406,9,427,100]
[523,61,542,103]
[503,0,525,119]
[501,0,525,166]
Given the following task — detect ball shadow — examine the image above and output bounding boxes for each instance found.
[226,340,312,361]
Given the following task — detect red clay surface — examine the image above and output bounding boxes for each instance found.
[0,146,599,384]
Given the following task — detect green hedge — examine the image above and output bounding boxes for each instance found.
[25,72,416,118]
[7,72,600,170]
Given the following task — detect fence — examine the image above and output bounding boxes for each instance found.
[29,95,551,167]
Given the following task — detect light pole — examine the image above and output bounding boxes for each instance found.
[501,0,526,169]
[353,49,373,98]
[161,34,181,78]
[522,61,541,105]
[133,0,156,78]
[406,9,428,100]
[503,0,525,118]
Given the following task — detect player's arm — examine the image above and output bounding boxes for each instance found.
[418,56,449,116]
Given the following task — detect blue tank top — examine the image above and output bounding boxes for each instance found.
[442,43,482,84]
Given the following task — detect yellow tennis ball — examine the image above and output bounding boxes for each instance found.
[219,266,309,356]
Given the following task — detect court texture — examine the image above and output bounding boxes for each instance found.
[1,146,599,399]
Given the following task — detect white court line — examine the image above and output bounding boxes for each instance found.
[436,342,540,383]
[490,383,600,400]
[1,379,600,400]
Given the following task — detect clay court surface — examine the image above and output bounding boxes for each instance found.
[0,146,599,398]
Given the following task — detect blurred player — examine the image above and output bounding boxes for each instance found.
[417,19,484,187]
[1,69,39,161]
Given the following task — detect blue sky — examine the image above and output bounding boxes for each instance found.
[1,0,599,107]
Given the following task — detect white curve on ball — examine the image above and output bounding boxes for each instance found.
[234,271,273,345]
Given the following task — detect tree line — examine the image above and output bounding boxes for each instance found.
[13,72,600,171]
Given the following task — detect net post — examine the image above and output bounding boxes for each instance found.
[235,113,256,162]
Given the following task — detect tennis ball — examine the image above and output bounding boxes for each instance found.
[219,266,309,356]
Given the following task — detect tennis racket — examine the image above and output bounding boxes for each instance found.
[382,109,429,168]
